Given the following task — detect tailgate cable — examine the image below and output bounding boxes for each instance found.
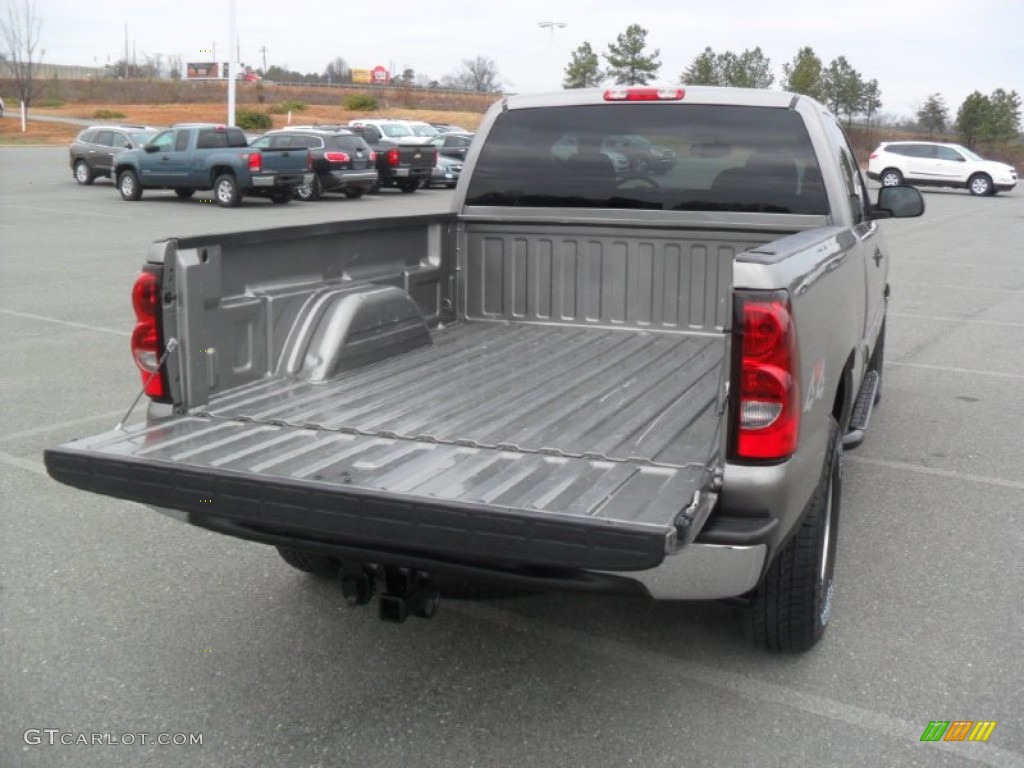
[115,338,178,431]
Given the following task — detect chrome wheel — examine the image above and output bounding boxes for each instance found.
[880,169,902,187]
[968,174,992,196]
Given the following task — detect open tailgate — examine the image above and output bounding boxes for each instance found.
[45,416,713,572]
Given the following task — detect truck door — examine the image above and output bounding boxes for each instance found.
[826,119,886,364]
[141,129,190,185]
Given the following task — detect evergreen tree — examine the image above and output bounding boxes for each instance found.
[955,92,990,148]
[563,42,603,89]
[722,47,774,88]
[986,88,1022,142]
[681,46,773,88]
[783,47,824,100]
[821,56,863,128]
[681,47,723,86]
[604,24,660,86]
[916,94,949,137]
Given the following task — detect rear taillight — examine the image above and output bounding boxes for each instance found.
[324,151,350,163]
[604,87,685,101]
[732,291,800,460]
[387,148,400,166]
[307,150,313,170]
[131,270,169,401]
[869,152,878,159]
[369,150,377,162]
[434,148,439,164]
[247,152,261,172]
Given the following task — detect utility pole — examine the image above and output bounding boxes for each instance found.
[227,0,237,126]
[260,46,268,75]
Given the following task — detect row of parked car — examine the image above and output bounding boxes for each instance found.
[67,119,477,206]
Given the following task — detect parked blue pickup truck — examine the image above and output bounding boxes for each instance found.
[113,123,314,207]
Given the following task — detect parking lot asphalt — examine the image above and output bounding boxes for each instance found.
[1,148,1022,768]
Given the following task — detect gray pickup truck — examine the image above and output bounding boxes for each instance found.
[113,123,314,207]
[45,87,924,651]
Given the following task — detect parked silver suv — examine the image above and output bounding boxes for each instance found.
[68,124,160,185]
[867,141,1017,196]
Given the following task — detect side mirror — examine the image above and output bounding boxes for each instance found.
[872,186,924,219]
[143,143,160,153]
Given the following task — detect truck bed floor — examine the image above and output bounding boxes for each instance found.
[199,320,724,469]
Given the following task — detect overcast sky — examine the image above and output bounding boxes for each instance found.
[32,0,1024,119]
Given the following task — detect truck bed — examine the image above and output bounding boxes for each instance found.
[45,320,725,571]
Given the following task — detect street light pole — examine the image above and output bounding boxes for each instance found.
[537,21,567,90]
[227,0,236,126]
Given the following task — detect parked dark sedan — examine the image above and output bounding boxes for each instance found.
[428,132,474,160]
[251,128,378,200]
[428,155,463,188]
[68,125,160,185]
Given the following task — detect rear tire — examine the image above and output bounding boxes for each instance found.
[117,169,142,201]
[74,160,94,186]
[294,175,323,201]
[342,188,366,199]
[967,173,993,196]
[276,547,339,578]
[398,179,420,193]
[270,190,292,204]
[174,187,195,199]
[213,174,241,207]
[750,418,841,652]
[879,168,902,187]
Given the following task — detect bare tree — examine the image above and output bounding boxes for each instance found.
[452,55,501,93]
[168,54,183,80]
[324,56,350,84]
[0,0,44,109]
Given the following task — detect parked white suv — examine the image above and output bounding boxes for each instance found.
[868,141,1017,196]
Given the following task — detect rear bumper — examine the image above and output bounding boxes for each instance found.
[323,170,378,189]
[146,503,766,600]
[250,172,314,189]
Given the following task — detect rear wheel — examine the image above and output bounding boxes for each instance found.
[750,418,841,652]
[117,169,142,201]
[270,189,292,204]
[967,173,993,196]
[74,160,94,186]
[879,168,903,187]
[398,179,420,193]
[294,175,323,201]
[213,174,241,207]
[342,187,366,199]
[174,187,195,199]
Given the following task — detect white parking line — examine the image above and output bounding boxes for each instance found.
[0,450,48,478]
[889,361,1024,380]
[0,308,130,337]
[450,602,1021,767]
[891,282,1024,293]
[846,455,1024,492]
[0,409,127,443]
[1,203,132,220]
[889,313,1024,329]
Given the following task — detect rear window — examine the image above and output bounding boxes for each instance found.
[465,104,828,214]
[197,128,249,149]
[327,135,369,152]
